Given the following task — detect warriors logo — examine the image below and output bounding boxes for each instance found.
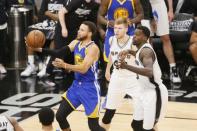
[114,8,129,19]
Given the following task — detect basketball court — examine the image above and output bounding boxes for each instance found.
[0,70,197,131]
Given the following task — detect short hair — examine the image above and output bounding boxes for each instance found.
[137,26,150,38]
[38,107,54,126]
[115,17,129,27]
[82,21,97,37]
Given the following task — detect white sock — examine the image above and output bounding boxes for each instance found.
[28,55,34,65]
[170,63,176,68]
[45,56,51,65]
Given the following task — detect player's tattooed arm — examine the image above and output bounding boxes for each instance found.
[119,48,155,78]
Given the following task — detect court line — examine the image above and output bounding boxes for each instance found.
[75,109,197,121]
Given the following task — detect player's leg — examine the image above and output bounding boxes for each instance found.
[21,47,37,77]
[56,82,81,131]
[101,76,125,130]
[131,96,144,131]
[124,78,144,131]
[153,84,168,131]
[88,118,106,131]
[56,100,74,131]
[101,109,116,130]
[80,82,106,131]
[142,88,159,131]
[153,2,181,83]
[37,40,54,78]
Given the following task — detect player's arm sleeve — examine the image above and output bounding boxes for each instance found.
[42,45,71,57]
[41,40,78,57]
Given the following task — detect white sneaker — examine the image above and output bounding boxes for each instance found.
[170,66,181,83]
[0,64,7,74]
[21,64,37,77]
[37,65,47,78]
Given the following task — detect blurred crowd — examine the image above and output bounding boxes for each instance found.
[0,0,196,90]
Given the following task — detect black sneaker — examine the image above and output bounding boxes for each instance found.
[170,66,181,83]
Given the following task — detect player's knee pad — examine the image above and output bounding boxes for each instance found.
[56,111,70,129]
[102,109,116,124]
[131,120,143,131]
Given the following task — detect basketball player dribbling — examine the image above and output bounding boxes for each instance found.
[118,26,168,131]
[100,18,142,131]
[30,21,105,131]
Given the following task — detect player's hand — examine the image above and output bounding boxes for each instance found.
[105,70,111,81]
[168,11,174,22]
[118,59,127,69]
[107,20,115,28]
[118,50,129,60]
[52,58,67,69]
[127,18,133,26]
[62,28,68,37]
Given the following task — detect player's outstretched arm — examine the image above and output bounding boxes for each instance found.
[28,40,78,58]
[119,48,154,78]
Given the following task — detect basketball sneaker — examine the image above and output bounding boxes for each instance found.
[37,64,47,78]
[170,66,181,83]
[0,64,7,74]
[21,64,37,77]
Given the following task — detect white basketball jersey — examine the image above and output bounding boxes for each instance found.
[110,36,137,77]
[0,116,14,131]
[135,43,163,88]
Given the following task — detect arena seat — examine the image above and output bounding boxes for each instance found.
[152,13,196,81]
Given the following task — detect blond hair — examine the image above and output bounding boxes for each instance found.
[114,17,129,27]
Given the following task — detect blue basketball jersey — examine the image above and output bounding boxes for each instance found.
[74,41,98,82]
[103,0,136,62]
[107,0,135,21]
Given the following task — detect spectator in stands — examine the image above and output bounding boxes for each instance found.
[0,0,8,74]
[179,0,197,64]
[144,0,182,83]
[21,0,63,78]
[0,116,24,131]
[38,107,56,131]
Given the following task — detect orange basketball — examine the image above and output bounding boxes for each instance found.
[26,30,46,48]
